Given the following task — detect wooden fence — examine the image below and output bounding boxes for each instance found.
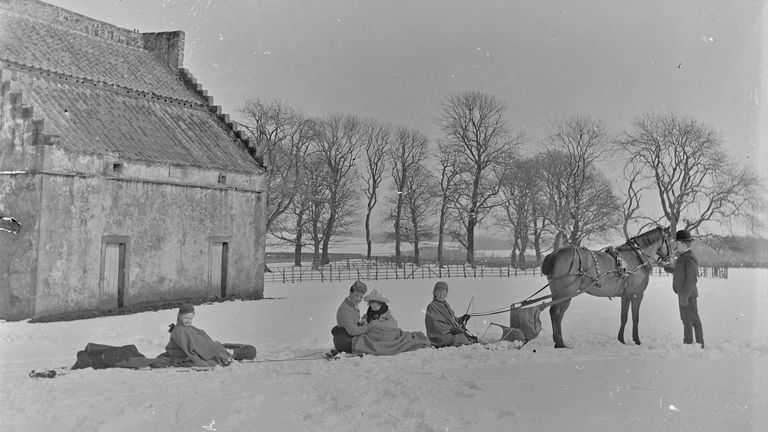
[264,260,728,284]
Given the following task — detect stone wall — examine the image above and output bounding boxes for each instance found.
[0,67,266,320]
[33,158,265,316]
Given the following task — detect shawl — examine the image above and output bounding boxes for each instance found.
[425,298,472,348]
[162,319,231,367]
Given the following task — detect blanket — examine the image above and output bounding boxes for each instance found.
[158,324,234,367]
[351,324,430,356]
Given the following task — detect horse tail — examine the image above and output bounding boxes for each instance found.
[541,252,556,276]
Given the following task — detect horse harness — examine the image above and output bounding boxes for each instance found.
[551,240,655,298]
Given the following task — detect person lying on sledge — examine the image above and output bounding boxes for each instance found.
[350,289,431,356]
[153,304,256,368]
[425,281,478,347]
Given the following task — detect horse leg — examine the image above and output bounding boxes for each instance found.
[549,298,572,349]
[631,293,643,345]
[618,295,630,344]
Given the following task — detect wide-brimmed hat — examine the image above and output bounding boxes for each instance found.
[675,229,694,242]
[364,289,389,304]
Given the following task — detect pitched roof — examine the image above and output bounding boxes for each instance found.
[0,1,261,173]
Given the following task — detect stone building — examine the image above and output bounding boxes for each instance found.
[0,0,267,320]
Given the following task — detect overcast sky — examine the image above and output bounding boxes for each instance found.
[43,0,767,174]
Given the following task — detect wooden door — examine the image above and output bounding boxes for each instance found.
[102,243,126,308]
[210,242,228,297]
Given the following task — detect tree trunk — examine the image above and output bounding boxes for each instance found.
[311,217,321,270]
[293,210,305,267]
[321,207,336,266]
[466,216,476,267]
[393,195,404,267]
[437,201,448,266]
[365,210,373,260]
[412,215,420,266]
[294,232,303,267]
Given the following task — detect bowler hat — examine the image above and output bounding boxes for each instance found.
[675,229,694,242]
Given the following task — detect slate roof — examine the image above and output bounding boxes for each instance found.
[0,2,261,173]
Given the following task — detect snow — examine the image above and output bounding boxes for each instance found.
[1,269,767,431]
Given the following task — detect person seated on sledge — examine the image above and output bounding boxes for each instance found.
[154,304,256,368]
[332,280,376,353]
[425,281,478,348]
[351,289,431,356]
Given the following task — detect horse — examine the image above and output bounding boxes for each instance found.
[540,226,671,348]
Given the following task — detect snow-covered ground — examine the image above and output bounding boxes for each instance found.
[1,269,766,431]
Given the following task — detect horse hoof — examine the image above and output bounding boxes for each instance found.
[554,343,568,349]
[618,337,625,345]
[634,340,641,346]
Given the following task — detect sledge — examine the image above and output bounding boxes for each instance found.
[472,285,588,344]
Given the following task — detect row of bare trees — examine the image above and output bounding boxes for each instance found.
[239,91,764,268]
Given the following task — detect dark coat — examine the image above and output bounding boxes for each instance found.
[664,249,699,303]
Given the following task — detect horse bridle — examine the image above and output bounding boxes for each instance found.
[626,227,671,270]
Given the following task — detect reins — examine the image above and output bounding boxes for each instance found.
[469,233,668,319]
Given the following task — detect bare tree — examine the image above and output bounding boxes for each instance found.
[528,154,549,261]
[619,112,764,233]
[306,154,331,269]
[388,126,429,266]
[541,149,622,247]
[542,115,621,246]
[316,114,363,265]
[618,158,663,239]
[239,99,315,236]
[439,90,523,266]
[271,150,322,267]
[359,119,391,260]
[403,164,437,265]
[497,156,541,265]
[433,140,461,266]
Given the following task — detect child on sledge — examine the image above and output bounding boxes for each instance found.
[364,291,398,328]
[332,280,376,353]
[425,281,478,348]
[154,304,256,368]
[352,289,431,355]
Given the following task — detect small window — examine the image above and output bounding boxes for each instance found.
[112,163,123,174]
[218,173,227,184]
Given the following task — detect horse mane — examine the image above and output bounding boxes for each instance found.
[619,227,664,250]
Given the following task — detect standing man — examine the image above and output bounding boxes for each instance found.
[663,229,704,348]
